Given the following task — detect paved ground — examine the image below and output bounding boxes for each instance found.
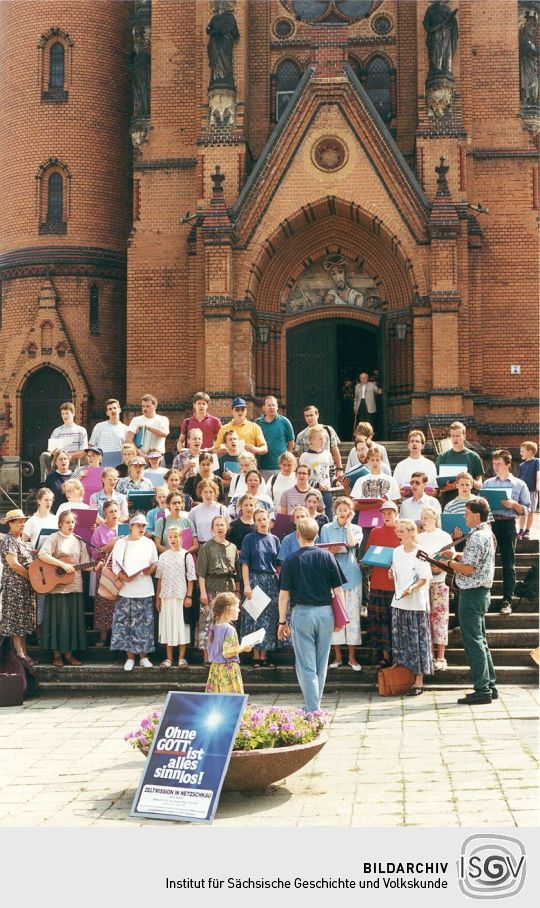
[0,686,538,827]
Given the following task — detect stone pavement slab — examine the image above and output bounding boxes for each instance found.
[0,687,537,827]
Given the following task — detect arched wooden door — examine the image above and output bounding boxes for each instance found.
[21,367,73,477]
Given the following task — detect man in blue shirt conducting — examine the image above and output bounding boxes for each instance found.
[278,518,345,713]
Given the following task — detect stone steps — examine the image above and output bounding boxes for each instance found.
[34,663,538,696]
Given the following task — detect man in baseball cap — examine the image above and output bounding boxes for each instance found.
[213,397,268,459]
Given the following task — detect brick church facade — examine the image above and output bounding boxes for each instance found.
[0,0,538,467]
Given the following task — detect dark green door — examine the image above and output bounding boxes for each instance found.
[22,366,72,481]
[286,321,337,435]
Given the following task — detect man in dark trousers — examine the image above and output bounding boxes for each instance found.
[441,498,497,705]
[278,517,345,713]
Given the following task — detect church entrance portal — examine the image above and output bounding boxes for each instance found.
[21,367,72,480]
[286,319,381,439]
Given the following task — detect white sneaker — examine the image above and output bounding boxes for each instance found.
[347,662,362,672]
[329,661,341,669]
[140,657,153,668]
[123,658,135,672]
[178,659,188,667]
[433,658,447,672]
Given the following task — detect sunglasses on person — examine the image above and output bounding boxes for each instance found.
[410,480,423,486]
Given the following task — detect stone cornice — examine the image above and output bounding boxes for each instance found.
[0,246,126,280]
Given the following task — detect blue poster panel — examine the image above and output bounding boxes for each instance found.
[130,691,247,824]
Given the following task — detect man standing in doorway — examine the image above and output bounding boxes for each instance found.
[255,396,295,482]
[353,372,383,435]
[295,404,343,486]
[278,517,345,713]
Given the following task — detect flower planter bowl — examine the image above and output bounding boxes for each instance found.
[222,732,328,792]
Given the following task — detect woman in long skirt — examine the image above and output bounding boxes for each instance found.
[389,519,433,695]
[365,501,400,668]
[240,509,280,667]
[0,509,36,664]
[110,513,158,670]
[38,511,91,667]
[91,500,120,646]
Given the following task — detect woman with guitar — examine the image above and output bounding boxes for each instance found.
[37,510,97,667]
[388,519,433,695]
[418,507,454,672]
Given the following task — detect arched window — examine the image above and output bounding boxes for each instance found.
[275,59,302,120]
[364,56,393,126]
[49,42,65,89]
[89,285,100,336]
[47,173,63,224]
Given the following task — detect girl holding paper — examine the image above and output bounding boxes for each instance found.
[321,497,363,671]
[153,493,197,555]
[197,515,239,663]
[240,509,280,668]
[388,519,433,695]
[418,507,454,672]
[205,593,254,694]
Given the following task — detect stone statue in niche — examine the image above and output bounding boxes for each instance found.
[207,1,239,90]
[423,1,458,119]
[519,11,540,104]
[207,1,239,126]
[286,254,384,314]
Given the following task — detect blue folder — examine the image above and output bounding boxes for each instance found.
[344,463,369,484]
[481,488,512,509]
[361,545,394,569]
[133,426,146,448]
[441,513,468,535]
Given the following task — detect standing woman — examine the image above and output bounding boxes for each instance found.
[23,489,58,638]
[91,500,120,647]
[240,508,280,668]
[38,511,91,667]
[418,507,454,672]
[0,509,37,664]
[183,453,225,503]
[321,496,364,671]
[110,513,158,670]
[389,519,433,695]
[43,449,73,512]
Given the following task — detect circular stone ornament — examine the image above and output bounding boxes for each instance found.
[311,135,349,172]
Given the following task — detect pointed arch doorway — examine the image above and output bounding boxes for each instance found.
[286,317,382,438]
[21,367,73,477]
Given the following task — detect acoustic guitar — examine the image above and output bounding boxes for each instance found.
[29,555,101,594]
[416,550,458,593]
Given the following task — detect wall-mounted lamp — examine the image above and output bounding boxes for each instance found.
[258,324,270,345]
[395,322,407,341]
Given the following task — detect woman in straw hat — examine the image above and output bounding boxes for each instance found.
[0,509,37,665]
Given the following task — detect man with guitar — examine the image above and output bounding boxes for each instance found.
[438,498,497,705]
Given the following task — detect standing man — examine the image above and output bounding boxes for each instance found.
[179,391,222,450]
[278,517,345,713]
[399,472,441,523]
[440,498,497,705]
[89,398,128,465]
[255,396,295,482]
[126,394,170,457]
[393,429,437,494]
[353,372,383,435]
[295,404,343,485]
[39,401,88,481]
[436,421,484,508]
[213,398,268,459]
[482,449,530,616]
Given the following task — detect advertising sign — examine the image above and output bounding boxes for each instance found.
[131,691,247,824]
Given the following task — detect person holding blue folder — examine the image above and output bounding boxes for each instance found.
[482,449,530,616]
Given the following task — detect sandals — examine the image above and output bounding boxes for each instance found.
[53,656,64,668]
[160,659,173,668]
[407,687,424,696]
[260,659,275,668]
[64,655,82,666]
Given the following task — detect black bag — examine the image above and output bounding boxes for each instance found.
[515,563,539,600]
[0,637,38,701]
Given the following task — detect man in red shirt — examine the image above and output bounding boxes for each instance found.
[179,392,222,450]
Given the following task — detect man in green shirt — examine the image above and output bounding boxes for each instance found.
[256,396,295,480]
[436,421,484,508]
